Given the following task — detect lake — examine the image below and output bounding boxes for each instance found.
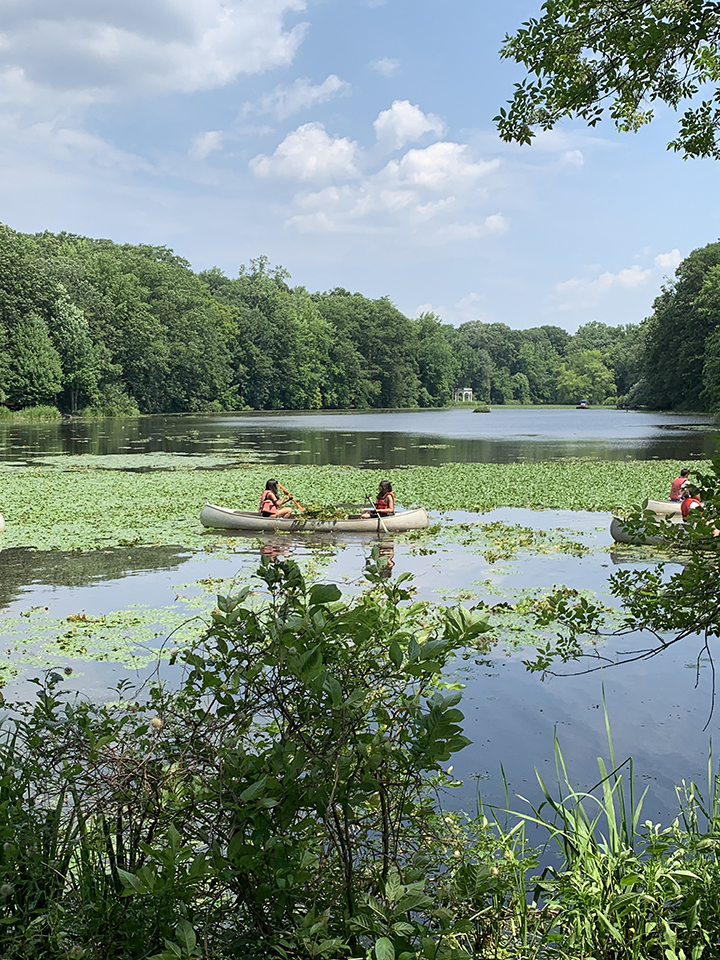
[0,408,718,825]
[0,407,715,468]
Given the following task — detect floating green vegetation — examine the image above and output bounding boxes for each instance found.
[404,519,593,564]
[0,601,210,684]
[0,458,701,552]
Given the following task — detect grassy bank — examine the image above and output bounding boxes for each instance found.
[0,458,705,551]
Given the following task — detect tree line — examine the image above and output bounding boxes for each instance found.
[0,222,717,414]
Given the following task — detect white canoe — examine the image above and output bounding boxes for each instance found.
[200,503,429,533]
[0,513,4,533]
[610,500,683,545]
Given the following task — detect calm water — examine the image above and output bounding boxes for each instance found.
[0,409,718,823]
[0,407,716,467]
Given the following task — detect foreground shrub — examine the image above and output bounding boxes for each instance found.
[0,558,718,958]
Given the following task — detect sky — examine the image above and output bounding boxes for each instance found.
[1,0,720,332]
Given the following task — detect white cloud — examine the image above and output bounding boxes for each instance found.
[484,212,508,233]
[189,130,224,160]
[381,142,497,191]
[373,100,445,150]
[245,74,351,120]
[414,291,488,324]
[655,248,682,271]
[0,0,308,111]
[369,57,400,76]
[249,122,359,182]
[562,149,584,166]
[283,138,499,241]
[555,263,654,310]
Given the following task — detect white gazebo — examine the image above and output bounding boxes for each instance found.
[454,387,473,403]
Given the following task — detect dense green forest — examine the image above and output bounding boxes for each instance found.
[0,222,718,414]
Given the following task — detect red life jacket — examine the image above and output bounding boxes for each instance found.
[376,491,393,513]
[681,496,702,519]
[670,476,688,500]
[259,492,277,516]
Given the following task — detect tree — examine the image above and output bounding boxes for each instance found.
[5,311,63,407]
[497,0,720,159]
[641,242,720,409]
[50,288,102,413]
[556,349,617,405]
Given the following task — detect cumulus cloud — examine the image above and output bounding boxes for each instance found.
[373,100,445,150]
[250,122,359,181]
[369,57,400,76]
[245,74,351,120]
[189,130,225,160]
[380,142,497,190]
[484,213,508,233]
[0,0,308,109]
[555,250,683,311]
[655,248,682,271]
[562,149,584,166]
[555,263,654,310]
[283,139,498,241]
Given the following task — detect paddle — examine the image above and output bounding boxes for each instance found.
[278,482,305,513]
[365,488,389,533]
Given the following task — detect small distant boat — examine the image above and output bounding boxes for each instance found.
[200,504,429,533]
[0,513,4,533]
[610,499,683,545]
[576,400,589,409]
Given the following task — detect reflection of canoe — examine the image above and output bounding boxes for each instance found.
[610,500,683,545]
[200,504,429,533]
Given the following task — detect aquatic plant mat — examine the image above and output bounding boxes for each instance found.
[0,458,701,551]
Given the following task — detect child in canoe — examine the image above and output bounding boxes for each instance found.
[259,479,293,519]
[362,480,395,518]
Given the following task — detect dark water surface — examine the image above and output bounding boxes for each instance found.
[0,409,718,825]
[0,407,716,467]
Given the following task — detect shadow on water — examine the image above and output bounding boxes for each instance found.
[0,544,193,609]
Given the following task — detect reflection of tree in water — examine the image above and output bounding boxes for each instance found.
[0,545,193,609]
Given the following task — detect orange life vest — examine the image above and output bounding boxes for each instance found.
[259,492,277,516]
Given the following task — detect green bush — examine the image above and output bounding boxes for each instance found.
[13,404,61,420]
[0,559,718,958]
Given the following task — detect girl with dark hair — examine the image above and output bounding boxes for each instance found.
[363,480,395,518]
[259,479,293,519]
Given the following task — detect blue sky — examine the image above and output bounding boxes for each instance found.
[1,0,719,331]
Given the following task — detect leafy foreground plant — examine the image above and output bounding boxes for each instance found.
[1,559,720,959]
[0,556,499,959]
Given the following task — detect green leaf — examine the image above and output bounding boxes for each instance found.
[375,937,395,960]
[176,919,196,954]
[240,776,267,802]
[309,583,342,606]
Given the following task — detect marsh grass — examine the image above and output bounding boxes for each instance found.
[6,404,62,421]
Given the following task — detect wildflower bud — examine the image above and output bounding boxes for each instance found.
[490,866,499,876]
[0,884,12,897]
[150,717,164,730]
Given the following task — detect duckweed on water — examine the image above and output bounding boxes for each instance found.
[0,459,700,552]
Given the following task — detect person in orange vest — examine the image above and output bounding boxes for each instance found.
[362,480,395,518]
[680,485,702,519]
[259,479,293,518]
[670,467,690,501]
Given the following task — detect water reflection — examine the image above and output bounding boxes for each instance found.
[0,408,716,468]
[0,544,193,609]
